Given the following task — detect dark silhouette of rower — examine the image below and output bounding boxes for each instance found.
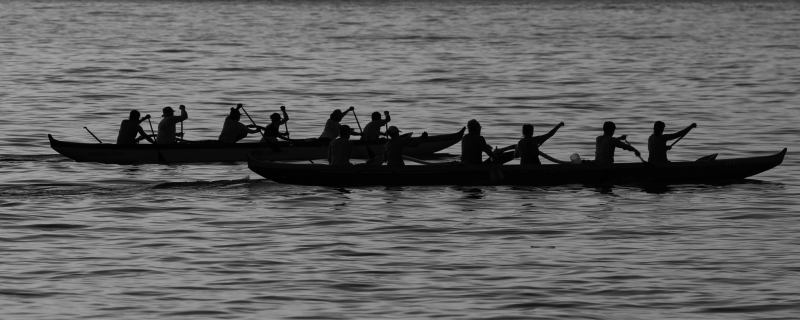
[461,119,498,165]
[328,125,354,165]
[319,107,359,145]
[218,105,261,143]
[383,126,427,166]
[260,106,290,143]
[515,122,565,164]
[157,105,188,144]
[648,121,696,163]
[360,111,391,141]
[116,110,155,144]
[595,121,639,164]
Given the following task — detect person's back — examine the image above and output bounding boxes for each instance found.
[157,105,188,144]
[594,121,638,164]
[383,126,426,166]
[516,136,540,165]
[117,119,140,144]
[361,111,391,141]
[218,117,247,143]
[461,133,488,165]
[647,121,696,163]
[328,125,354,165]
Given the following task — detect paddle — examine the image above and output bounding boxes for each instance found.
[83,127,103,143]
[351,107,381,165]
[669,123,696,149]
[281,106,289,139]
[402,155,434,165]
[146,117,168,163]
[179,107,184,143]
[621,137,647,164]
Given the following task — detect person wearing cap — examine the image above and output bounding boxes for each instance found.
[461,119,498,165]
[595,121,639,164]
[156,105,188,144]
[218,105,261,143]
[648,121,696,163]
[319,107,359,144]
[328,125,354,165]
[383,126,428,166]
[515,122,565,165]
[260,106,290,143]
[117,110,155,144]
[360,111,391,141]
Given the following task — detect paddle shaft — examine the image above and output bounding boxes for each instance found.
[146,118,168,163]
[240,105,314,164]
[351,108,377,160]
[622,138,647,163]
[669,133,685,148]
[83,127,103,143]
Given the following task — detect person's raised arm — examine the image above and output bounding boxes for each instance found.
[137,114,151,125]
[536,122,565,146]
[382,111,391,125]
[342,106,354,117]
[615,137,641,157]
[481,137,498,161]
[280,106,289,125]
[663,123,696,141]
[175,105,188,123]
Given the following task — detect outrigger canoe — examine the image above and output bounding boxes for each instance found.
[48,127,465,164]
[247,149,787,186]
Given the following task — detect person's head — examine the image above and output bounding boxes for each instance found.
[371,112,381,121]
[467,119,481,134]
[270,113,282,123]
[227,107,241,121]
[330,109,344,122]
[386,126,401,138]
[653,121,665,136]
[603,121,616,135]
[339,125,351,139]
[522,124,533,137]
[162,106,174,118]
[129,110,141,121]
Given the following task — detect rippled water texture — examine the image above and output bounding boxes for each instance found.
[1,0,799,319]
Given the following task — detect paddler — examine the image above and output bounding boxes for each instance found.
[515,122,565,164]
[157,105,188,144]
[218,105,261,143]
[648,121,697,163]
[260,106,290,143]
[360,111,391,141]
[595,121,639,164]
[461,119,498,165]
[116,110,155,144]
[319,107,359,144]
[383,126,428,166]
[328,125,354,165]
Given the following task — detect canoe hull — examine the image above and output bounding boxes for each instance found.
[48,127,464,164]
[247,149,787,186]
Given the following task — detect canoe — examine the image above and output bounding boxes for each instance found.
[48,127,465,164]
[247,148,787,186]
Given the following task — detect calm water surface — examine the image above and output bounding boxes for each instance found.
[1,0,799,319]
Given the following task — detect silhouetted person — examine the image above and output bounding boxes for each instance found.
[319,107,359,144]
[383,126,427,166]
[595,121,639,164]
[327,125,354,165]
[648,121,696,163]
[515,122,565,164]
[219,106,261,143]
[461,119,498,165]
[260,106,290,143]
[117,110,155,144]
[360,111,391,141]
[157,105,188,144]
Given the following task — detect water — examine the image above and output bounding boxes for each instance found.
[1,0,799,319]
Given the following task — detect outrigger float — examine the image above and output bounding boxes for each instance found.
[48,127,465,164]
[247,149,787,186]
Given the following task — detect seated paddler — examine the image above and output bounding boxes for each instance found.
[595,121,639,164]
[156,105,188,144]
[319,107,359,144]
[648,121,696,163]
[383,126,428,166]
[360,111,391,141]
[461,119,498,165]
[515,122,565,165]
[328,125,354,165]
[116,110,155,144]
[218,105,261,143]
[260,106,290,143]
